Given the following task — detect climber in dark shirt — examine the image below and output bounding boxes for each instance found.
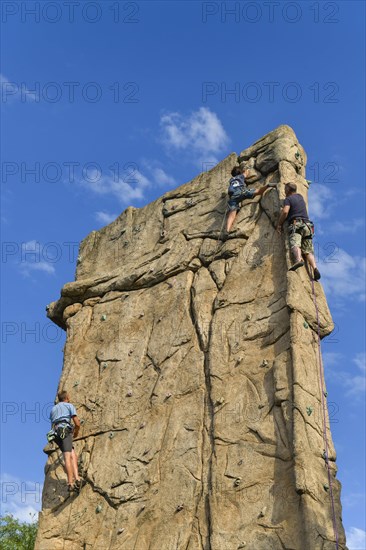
[276,182,320,280]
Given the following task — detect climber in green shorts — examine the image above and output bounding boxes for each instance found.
[288,220,314,255]
[276,182,320,281]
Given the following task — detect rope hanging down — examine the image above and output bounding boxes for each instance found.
[310,278,339,550]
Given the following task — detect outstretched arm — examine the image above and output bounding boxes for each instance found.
[276,205,290,233]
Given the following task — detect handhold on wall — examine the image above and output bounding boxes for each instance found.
[101,314,107,321]
[324,391,328,397]
[139,422,145,429]
[238,543,247,549]
[176,504,184,512]
[139,313,145,318]
[306,406,314,416]
[323,484,329,492]
[165,393,172,400]
[128,350,134,356]
[216,397,225,406]
[117,528,125,535]
[95,504,102,513]
[73,381,80,387]
[303,321,309,329]
[127,390,133,397]
[102,363,108,370]
[261,359,269,367]
[109,432,115,439]
[234,477,241,487]
[258,506,267,518]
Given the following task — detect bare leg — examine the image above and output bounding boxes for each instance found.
[71,449,80,481]
[63,452,74,485]
[226,210,237,232]
[291,246,303,264]
[303,253,317,270]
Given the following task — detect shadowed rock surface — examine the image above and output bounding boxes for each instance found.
[36,126,348,550]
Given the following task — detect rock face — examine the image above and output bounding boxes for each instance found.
[36,126,347,550]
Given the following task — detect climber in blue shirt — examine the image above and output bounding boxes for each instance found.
[50,390,82,493]
[226,165,275,234]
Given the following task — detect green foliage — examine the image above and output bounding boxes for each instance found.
[0,514,38,550]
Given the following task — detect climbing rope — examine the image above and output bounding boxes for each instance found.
[310,277,339,549]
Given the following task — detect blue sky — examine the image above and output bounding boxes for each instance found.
[1,0,365,547]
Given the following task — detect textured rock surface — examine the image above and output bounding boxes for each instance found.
[36,126,347,550]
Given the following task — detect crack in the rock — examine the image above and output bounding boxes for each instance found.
[188,275,218,550]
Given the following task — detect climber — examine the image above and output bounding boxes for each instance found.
[50,390,82,493]
[225,164,276,235]
[276,182,321,281]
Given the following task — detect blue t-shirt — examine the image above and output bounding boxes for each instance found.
[50,402,77,427]
[228,174,246,195]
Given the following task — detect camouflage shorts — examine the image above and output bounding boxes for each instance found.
[288,220,314,254]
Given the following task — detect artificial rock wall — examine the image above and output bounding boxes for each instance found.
[36,125,347,550]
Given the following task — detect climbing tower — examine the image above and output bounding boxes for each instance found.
[36,125,347,550]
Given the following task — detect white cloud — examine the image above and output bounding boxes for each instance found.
[160,107,229,164]
[83,169,148,203]
[322,352,365,397]
[342,492,365,509]
[328,219,364,234]
[353,352,366,373]
[151,167,176,187]
[0,474,41,523]
[95,211,118,225]
[346,527,366,549]
[308,184,334,220]
[346,353,366,397]
[318,248,366,302]
[0,73,38,103]
[82,163,176,206]
[322,352,343,368]
[18,241,56,276]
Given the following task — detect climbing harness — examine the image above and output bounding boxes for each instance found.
[310,277,340,549]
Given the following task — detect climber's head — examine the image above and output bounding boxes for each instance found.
[231,166,242,177]
[284,182,297,196]
[58,390,70,403]
[231,164,249,178]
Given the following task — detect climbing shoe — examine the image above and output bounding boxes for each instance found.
[313,267,321,281]
[289,261,304,271]
[67,484,76,493]
[74,479,83,491]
